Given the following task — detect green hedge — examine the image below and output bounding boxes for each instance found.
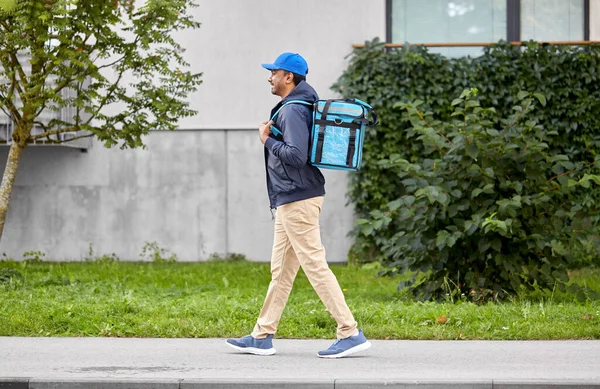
[333,39,600,271]
[357,88,600,301]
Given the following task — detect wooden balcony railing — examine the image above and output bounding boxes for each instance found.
[352,41,600,49]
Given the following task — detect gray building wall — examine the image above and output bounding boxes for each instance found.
[0,0,386,261]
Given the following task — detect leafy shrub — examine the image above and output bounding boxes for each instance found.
[357,89,600,302]
[0,267,23,285]
[208,253,248,262]
[139,241,178,263]
[22,250,45,262]
[85,243,120,263]
[333,39,600,267]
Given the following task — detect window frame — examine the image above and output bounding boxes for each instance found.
[385,0,591,43]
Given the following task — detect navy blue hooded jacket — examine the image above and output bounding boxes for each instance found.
[264,81,325,208]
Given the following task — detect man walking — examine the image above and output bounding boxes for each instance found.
[226,52,371,359]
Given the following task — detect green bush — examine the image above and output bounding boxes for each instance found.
[357,88,600,302]
[333,39,600,267]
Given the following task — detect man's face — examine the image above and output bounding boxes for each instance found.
[268,69,289,96]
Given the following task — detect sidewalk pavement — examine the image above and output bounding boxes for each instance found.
[1,337,600,388]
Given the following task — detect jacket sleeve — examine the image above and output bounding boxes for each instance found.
[264,105,310,168]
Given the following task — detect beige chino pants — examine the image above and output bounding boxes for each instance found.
[252,196,358,340]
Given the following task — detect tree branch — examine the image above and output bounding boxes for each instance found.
[0,102,8,117]
[30,126,80,141]
[0,74,23,123]
[8,52,28,93]
[32,131,93,145]
[97,54,127,70]
[97,34,141,71]
[55,132,93,144]
[0,18,11,34]
[0,47,24,123]
[4,57,25,101]
[45,32,92,76]
[545,160,600,185]
[32,120,49,132]
[89,71,126,123]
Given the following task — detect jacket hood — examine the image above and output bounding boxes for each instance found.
[281,80,319,104]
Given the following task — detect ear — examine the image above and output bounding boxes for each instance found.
[284,72,294,84]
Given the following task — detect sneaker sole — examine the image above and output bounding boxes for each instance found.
[317,341,372,359]
[225,341,276,356]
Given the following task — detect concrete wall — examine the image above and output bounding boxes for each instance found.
[0,0,386,261]
[0,132,366,262]
[178,0,386,129]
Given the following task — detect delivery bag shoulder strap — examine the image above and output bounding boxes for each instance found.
[269,100,313,137]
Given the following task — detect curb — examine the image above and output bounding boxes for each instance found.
[3,379,600,389]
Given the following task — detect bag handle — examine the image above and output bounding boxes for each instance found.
[269,100,313,137]
[316,98,379,127]
[352,98,379,127]
[366,106,379,127]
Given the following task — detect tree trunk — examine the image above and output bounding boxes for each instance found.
[0,141,25,242]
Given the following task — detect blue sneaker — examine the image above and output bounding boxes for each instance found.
[317,329,371,358]
[226,334,276,356]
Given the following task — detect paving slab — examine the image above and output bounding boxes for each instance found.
[1,338,599,388]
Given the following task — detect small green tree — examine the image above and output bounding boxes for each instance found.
[358,89,600,302]
[0,0,202,241]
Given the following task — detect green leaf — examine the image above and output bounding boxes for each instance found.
[541,264,551,275]
[557,175,569,186]
[436,230,450,249]
[533,92,547,106]
[517,91,530,100]
[446,235,457,248]
[459,89,472,99]
[465,100,479,109]
[388,199,402,211]
[491,239,502,252]
[559,161,574,170]
[451,98,464,106]
[465,143,479,160]
[551,270,569,283]
[397,280,414,291]
[581,174,600,186]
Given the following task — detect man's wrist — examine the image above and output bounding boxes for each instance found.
[264,137,276,149]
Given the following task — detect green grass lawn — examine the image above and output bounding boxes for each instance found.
[1,259,599,339]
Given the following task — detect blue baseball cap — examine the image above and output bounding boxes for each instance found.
[261,52,308,76]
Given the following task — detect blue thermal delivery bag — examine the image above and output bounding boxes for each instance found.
[270,98,378,171]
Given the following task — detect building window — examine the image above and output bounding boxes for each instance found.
[387,0,590,56]
[521,0,585,41]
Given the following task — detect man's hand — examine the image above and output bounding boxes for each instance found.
[259,120,274,144]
